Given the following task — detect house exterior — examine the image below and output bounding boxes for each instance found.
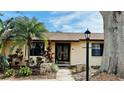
[29,32,104,66]
[4,32,104,66]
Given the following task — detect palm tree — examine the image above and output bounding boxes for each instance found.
[0,18,14,56]
[0,16,14,70]
[0,19,3,33]
[10,16,48,59]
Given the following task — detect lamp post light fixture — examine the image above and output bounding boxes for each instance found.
[84,29,91,81]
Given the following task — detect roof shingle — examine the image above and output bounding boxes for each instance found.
[33,32,104,41]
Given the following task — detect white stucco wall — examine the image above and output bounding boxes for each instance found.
[50,41,103,66]
[70,41,85,65]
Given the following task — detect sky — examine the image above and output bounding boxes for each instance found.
[0,11,103,33]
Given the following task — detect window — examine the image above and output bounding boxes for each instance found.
[30,41,44,56]
[92,43,104,56]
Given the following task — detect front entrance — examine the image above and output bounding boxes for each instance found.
[55,43,70,65]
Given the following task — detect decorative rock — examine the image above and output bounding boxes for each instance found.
[76,64,85,73]
[40,63,53,75]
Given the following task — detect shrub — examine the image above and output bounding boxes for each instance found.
[18,66,32,76]
[36,57,44,67]
[4,69,15,77]
[8,48,23,66]
[0,55,9,71]
[40,63,59,75]
[26,58,35,67]
[91,65,100,69]
[51,64,59,73]
[43,41,54,63]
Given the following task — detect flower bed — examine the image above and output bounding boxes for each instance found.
[0,65,57,80]
[0,74,56,80]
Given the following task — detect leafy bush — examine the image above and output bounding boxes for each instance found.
[26,58,35,67]
[0,55,9,71]
[91,65,100,69]
[4,69,15,77]
[8,48,23,66]
[18,66,32,76]
[51,64,59,73]
[43,41,54,63]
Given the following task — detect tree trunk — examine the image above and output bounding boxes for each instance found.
[1,43,7,56]
[100,11,124,78]
[28,45,30,59]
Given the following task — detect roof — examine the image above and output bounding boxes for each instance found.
[33,32,104,41]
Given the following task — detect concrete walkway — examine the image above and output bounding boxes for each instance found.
[56,68,75,81]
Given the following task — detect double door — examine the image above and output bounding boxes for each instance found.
[56,43,70,64]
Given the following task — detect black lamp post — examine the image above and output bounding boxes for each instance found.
[84,29,91,81]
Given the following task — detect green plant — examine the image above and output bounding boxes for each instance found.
[0,18,15,56]
[19,66,32,76]
[91,65,100,69]
[9,16,48,59]
[4,68,15,77]
[8,48,23,66]
[36,57,44,68]
[51,64,59,73]
[0,55,9,71]
[26,58,35,67]
[44,41,54,63]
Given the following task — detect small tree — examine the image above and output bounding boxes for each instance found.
[0,18,15,56]
[9,16,48,59]
[44,41,54,63]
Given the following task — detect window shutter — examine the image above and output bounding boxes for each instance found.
[100,44,104,56]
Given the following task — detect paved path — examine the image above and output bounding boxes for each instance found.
[56,69,75,81]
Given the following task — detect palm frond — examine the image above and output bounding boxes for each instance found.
[1,16,49,57]
[0,19,4,34]
[9,40,26,53]
[35,32,48,47]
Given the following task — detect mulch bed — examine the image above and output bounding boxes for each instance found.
[91,72,122,81]
[0,68,56,80]
[0,73,56,80]
[72,72,86,81]
[72,72,124,81]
